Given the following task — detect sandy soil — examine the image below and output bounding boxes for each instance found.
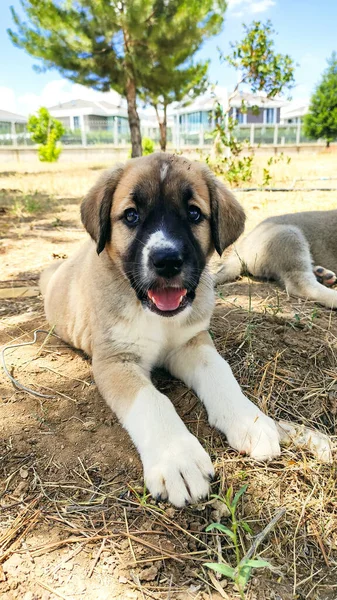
[1,153,337,600]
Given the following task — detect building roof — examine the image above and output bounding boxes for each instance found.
[280,102,309,119]
[48,99,120,111]
[48,98,128,118]
[0,109,27,123]
[230,91,286,108]
[173,90,286,114]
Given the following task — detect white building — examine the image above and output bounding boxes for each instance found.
[280,102,309,125]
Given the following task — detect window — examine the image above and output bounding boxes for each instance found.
[265,108,274,124]
[73,116,80,129]
[236,110,245,124]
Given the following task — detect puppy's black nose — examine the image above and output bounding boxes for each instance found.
[151,248,183,278]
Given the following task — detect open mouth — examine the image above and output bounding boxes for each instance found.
[146,287,191,316]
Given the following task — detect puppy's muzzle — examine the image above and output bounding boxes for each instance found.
[150,247,183,278]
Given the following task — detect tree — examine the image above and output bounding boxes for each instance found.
[8,0,226,157]
[304,52,337,148]
[27,107,65,162]
[209,20,295,185]
[140,60,208,152]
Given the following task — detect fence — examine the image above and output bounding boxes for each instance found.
[0,119,328,148]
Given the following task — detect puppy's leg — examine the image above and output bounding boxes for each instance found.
[285,271,337,309]
[313,266,337,287]
[215,249,243,284]
[165,332,280,460]
[92,353,214,507]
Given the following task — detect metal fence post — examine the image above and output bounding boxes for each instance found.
[176,119,180,150]
[250,123,255,145]
[273,123,278,145]
[199,124,204,147]
[80,116,87,146]
[11,121,16,145]
[296,121,301,144]
[114,117,118,145]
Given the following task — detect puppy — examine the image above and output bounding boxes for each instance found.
[216,210,337,309]
[40,153,280,507]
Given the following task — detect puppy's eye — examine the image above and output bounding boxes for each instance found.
[124,208,139,226]
[188,205,202,223]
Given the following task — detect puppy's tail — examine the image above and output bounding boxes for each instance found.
[39,261,63,296]
[214,250,242,285]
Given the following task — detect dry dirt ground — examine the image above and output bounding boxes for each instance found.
[1,153,337,600]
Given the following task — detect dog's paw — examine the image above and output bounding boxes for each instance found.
[210,403,281,460]
[143,434,214,507]
[314,265,337,287]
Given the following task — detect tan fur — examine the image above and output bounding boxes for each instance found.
[40,153,277,507]
[216,209,337,309]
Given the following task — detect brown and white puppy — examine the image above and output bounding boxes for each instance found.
[215,210,337,308]
[40,153,280,507]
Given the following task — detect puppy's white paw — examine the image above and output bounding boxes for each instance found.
[142,434,214,507]
[210,402,281,460]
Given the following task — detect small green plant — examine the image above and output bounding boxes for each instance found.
[207,107,254,186]
[207,20,294,186]
[204,485,274,598]
[262,167,272,187]
[128,137,155,158]
[142,137,155,155]
[27,107,65,163]
[261,152,291,187]
[11,194,42,216]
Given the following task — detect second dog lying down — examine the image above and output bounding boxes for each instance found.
[215,209,337,308]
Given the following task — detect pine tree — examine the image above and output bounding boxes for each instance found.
[304,52,337,148]
[141,62,208,151]
[8,0,226,157]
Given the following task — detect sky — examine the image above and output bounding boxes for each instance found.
[0,0,336,116]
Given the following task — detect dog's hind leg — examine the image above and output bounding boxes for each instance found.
[284,271,337,308]
[266,227,337,309]
[313,266,337,287]
[215,249,243,284]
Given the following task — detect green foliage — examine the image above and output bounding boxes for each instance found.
[9,0,226,157]
[142,137,155,155]
[222,20,295,98]
[304,52,337,147]
[262,152,291,187]
[208,20,295,185]
[27,107,65,162]
[204,486,274,599]
[207,106,254,186]
[128,136,155,157]
[140,61,209,151]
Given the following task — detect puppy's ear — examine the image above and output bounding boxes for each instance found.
[203,167,245,256]
[81,165,124,254]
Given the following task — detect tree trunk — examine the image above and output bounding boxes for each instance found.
[154,104,167,152]
[125,78,142,157]
[159,121,167,151]
[326,140,330,148]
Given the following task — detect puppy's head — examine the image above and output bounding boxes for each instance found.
[81,153,245,317]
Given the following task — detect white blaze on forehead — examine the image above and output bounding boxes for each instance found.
[142,230,177,273]
[160,162,169,182]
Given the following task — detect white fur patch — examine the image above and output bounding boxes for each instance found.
[123,385,213,506]
[142,230,177,276]
[160,162,169,182]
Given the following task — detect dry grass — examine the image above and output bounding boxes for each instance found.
[0,152,337,600]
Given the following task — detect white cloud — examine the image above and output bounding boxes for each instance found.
[0,79,124,117]
[228,0,275,15]
[0,87,18,113]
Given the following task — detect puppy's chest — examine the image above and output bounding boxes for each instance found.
[108,312,203,369]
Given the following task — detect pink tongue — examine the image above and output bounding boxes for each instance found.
[148,288,186,311]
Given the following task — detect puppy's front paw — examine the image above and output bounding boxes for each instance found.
[143,435,214,507]
[211,404,281,460]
